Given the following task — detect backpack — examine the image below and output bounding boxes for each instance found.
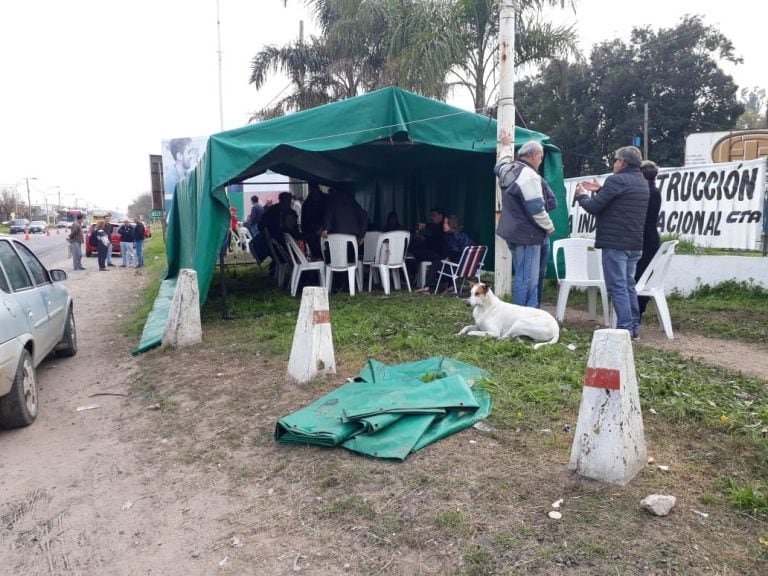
[88,229,98,248]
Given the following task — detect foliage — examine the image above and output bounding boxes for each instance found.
[127,192,154,219]
[515,15,745,176]
[736,87,767,129]
[252,0,579,119]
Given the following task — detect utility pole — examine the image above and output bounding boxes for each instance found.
[216,0,224,131]
[494,1,516,297]
[25,178,32,219]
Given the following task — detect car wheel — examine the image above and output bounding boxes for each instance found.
[56,307,78,357]
[0,349,38,429]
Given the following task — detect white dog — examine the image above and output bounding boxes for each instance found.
[456,283,559,349]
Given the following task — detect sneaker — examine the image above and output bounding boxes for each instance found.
[119,264,127,268]
[107,263,116,267]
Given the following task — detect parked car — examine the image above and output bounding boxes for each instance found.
[8,219,29,234]
[0,233,77,428]
[28,221,48,234]
[56,220,70,229]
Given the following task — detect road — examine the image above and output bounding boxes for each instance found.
[0,233,154,575]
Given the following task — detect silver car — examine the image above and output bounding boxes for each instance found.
[0,234,77,428]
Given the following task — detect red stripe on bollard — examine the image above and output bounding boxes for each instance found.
[584,367,620,390]
[313,310,330,324]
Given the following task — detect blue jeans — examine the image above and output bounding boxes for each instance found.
[135,240,144,267]
[602,248,641,336]
[509,242,541,307]
[537,237,550,308]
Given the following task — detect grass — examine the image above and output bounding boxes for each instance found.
[129,250,768,574]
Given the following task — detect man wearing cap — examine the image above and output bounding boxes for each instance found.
[575,146,649,339]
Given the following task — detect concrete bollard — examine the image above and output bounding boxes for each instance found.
[162,268,202,348]
[287,286,336,383]
[568,329,646,485]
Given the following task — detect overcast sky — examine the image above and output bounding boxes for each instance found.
[0,0,763,214]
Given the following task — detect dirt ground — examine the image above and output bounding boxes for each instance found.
[1,255,766,575]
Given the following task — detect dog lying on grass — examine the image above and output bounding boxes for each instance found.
[457,283,560,349]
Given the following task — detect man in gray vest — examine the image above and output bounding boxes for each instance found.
[495,129,555,307]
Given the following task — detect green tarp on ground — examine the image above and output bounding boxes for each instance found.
[135,86,567,355]
[275,357,492,461]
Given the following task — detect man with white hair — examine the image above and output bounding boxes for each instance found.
[495,130,555,307]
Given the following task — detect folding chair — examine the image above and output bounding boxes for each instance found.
[433,245,487,295]
[552,238,610,325]
[284,234,326,297]
[635,240,679,339]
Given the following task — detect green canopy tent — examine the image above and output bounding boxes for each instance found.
[134,87,566,354]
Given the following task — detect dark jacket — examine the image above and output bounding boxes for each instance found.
[495,159,553,246]
[576,165,649,250]
[444,231,474,263]
[322,189,368,238]
[118,224,135,243]
[134,221,146,240]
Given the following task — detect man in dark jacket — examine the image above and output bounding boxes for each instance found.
[495,129,555,307]
[575,146,649,339]
[636,160,662,320]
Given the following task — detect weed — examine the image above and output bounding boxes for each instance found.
[460,544,495,576]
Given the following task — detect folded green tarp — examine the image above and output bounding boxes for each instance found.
[275,357,492,460]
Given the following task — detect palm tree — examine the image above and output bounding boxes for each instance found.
[255,0,579,119]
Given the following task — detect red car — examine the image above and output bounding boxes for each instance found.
[85,222,151,257]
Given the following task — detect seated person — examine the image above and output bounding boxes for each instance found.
[321,184,368,264]
[410,206,445,262]
[417,214,474,293]
[383,210,403,232]
[301,182,327,260]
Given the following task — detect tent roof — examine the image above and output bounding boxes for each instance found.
[207,86,553,189]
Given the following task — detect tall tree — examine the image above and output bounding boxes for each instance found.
[127,193,153,219]
[515,15,745,176]
[256,0,579,118]
[736,87,767,129]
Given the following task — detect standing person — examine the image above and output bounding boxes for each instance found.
[134,216,146,268]
[104,220,116,267]
[636,160,662,321]
[68,213,86,271]
[300,183,327,260]
[247,195,264,235]
[89,221,110,271]
[117,219,136,267]
[575,146,649,339]
[495,130,555,307]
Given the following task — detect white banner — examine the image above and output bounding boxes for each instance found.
[565,158,767,250]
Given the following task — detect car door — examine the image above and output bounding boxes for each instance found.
[0,240,54,363]
[14,242,68,356]
[0,255,27,395]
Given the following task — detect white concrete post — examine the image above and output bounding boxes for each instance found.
[568,329,647,485]
[162,268,202,348]
[287,286,336,383]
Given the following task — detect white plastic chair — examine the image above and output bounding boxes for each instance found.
[371,231,411,295]
[358,231,382,289]
[268,238,291,289]
[323,234,362,296]
[284,233,326,297]
[635,240,679,339]
[552,238,610,325]
[433,245,487,295]
[235,227,252,253]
